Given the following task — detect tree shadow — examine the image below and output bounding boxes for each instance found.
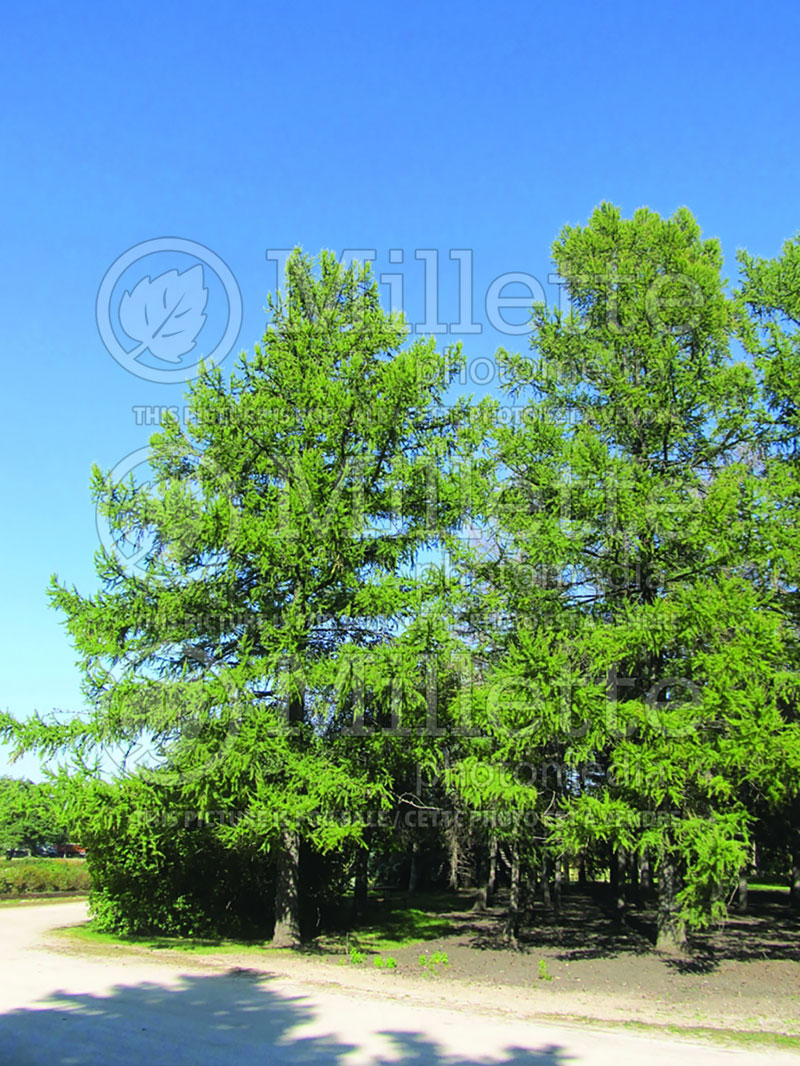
[466,889,652,961]
[463,886,800,973]
[668,892,800,973]
[0,970,572,1066]
[661,952,718,975]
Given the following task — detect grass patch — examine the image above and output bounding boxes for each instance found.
[749,880,790,893]
[55,922,289,957]
[616,1019,800,1051]
[54,890,459,961]
[532,1012,800,1052]
[343,890,460,952]
[317,903,456,954]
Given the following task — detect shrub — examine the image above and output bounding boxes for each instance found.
[0,858,90,896]
[73,780,275,938]
[86,822,275,938]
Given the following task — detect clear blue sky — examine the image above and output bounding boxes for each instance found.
[2,0,799,779]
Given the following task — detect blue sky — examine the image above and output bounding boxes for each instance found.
[2,0,799,779]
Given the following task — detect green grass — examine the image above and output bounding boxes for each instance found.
[55,890,459,962]
[609,1018,800,1052]
[343,890,461,952]
[528,1010,800,1051]
[50,883,463,960]
[55,923,290,956]
[317,903,456,954]
[748,880,790,893]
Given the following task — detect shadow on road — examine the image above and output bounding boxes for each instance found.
[0,970,571,1065]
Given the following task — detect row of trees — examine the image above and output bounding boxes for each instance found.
[0,776,69,855]
[5,204,800,951]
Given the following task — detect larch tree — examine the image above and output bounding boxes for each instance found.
[3,250,474,943]
[479,204,800,951]
[738,234,800,906]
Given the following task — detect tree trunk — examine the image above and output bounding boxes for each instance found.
[630,852,640,906]
[542,856,553,912]
[488,835,498,898]
[473,835,498,910]
[640,847,652,899]
[737,870,748,913]
[473,862,487,911]
[504,841,520,946]
[354,843,369,916]
[615,847,627,926]
[790,851,800,909]
[407,840,419,901]
[656,851,686,954]
[561,858,570,887]
[447,816,459,891]
[553,859,562,915]
[578,852,587,885]
[473,836,497,911]
[273,679,304,947]
[272,829,301,947]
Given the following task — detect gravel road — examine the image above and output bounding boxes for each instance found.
[0,901,793,1065]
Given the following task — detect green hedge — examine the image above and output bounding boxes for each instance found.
[85,821,276,939]
[0,858,91,895]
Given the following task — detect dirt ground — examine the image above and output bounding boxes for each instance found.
[49,887,800,1040]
